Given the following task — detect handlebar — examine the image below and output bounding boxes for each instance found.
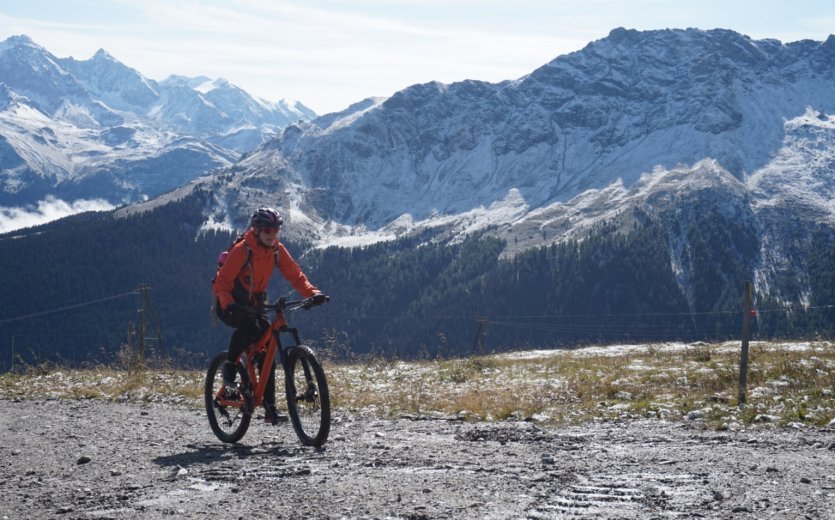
[258,295,330,313]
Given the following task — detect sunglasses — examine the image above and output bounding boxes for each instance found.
[258,227,280,234]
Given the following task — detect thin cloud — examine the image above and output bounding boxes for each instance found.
[0,197,115,233]
[2,0,834,114]
[0,1,578,113]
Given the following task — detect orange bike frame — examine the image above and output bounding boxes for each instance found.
[218,311,301,409]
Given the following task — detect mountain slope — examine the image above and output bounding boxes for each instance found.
[3,28,835,364]
[196,28,835,307]
[217,28,834,229]
[0,35,316,207]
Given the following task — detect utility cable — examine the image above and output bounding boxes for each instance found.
[0,290,139,325]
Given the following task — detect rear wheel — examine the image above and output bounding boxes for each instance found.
[205,351,252,443]
[285,346,331,447]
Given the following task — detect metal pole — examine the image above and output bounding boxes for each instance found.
[738,281,752,405]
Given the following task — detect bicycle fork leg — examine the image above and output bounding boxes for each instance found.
[301,358,314,383]
[283,352,314,401]
[297,357,319,400]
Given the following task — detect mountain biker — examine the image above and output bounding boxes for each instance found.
[213,207,327,425]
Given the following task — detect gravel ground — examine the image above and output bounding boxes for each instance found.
[1,399,833,519]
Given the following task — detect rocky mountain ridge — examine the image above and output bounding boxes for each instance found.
[4,27,835,322]
[185,28,835,305]
[0,35,315,206]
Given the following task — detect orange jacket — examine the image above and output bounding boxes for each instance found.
[213,230,318,310]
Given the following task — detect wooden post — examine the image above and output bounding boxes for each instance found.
[738,281,753,405]
[138,303,146,365]
[472,318,486,355]
[132,284,151,371]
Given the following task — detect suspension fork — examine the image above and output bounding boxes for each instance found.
[275,326,312,389]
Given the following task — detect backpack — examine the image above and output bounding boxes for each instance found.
[211,232,279,323]
[216,233,251,272]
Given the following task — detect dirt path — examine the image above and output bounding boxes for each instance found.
[1,399,833,519]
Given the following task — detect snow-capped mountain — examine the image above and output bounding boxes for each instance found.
[7,27,835,360]
[0,35,315,207]
[194,28,835,306]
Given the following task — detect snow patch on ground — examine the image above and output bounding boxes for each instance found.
[497,341,817,360]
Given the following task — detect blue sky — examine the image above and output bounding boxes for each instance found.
[1,0,834,115]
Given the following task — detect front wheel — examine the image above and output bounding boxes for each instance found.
[284,346,331,447]
[205,351,252,443]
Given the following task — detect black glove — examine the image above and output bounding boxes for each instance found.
[224,303,257,323]
[223,303,243,324]
[303,293,329,310]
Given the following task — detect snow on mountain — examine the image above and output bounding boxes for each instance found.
[0,35,316,210]
[59,49,160,114]
[746,108,835,304]
[276,99,317,121]
[748,107,835,218]
[203,28,835,231]
[194,28,835,306]
[154,74,316,147]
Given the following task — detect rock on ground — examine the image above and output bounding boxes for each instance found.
[1,399,833,519]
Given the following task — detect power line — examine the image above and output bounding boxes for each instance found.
[0,290,139,325]
[486,304,835,320]
[295,301,835,323]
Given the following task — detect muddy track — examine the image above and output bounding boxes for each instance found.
[1,399,833,519]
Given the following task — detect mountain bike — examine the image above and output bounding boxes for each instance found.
[205,296,331,447]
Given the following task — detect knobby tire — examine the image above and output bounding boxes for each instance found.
[285,346,331,447]
[205,351,252,443]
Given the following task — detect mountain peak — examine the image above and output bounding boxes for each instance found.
[606,26,639,42]
[212,26,835,243]
[160,74,213,89]
[818,34,835,56]
[0,34,35,48]
[92,48,115,61]
[598,27,764,48]
[0,35,317,208]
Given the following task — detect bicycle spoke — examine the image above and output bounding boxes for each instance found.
[205,352,252,443]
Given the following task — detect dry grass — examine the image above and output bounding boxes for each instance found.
[1,341,833,429]
[0,368,203,405]
[327,340,835,428]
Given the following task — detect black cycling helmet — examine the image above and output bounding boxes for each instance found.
[250,207,283,228]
